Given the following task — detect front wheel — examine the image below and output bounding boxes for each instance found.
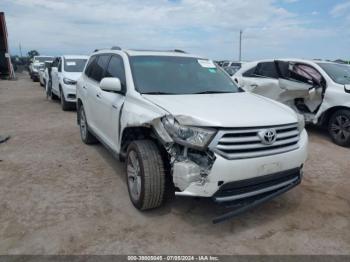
[79,105,98,144]
[328,109,350,147]
[48,82,59,100]
[60,89,71,111]
[126,140,166,210]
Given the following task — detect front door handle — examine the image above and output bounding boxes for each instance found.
[82,86,87,89]
[250,84,258,88]
[112,104,118,109]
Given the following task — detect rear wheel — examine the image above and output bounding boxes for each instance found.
[328,109,350,147]
[126,140,166,210]
[79,105,98,144]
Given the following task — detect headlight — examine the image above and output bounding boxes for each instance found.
[63,78,77,85]
[162,115,216,149]
[297,113,305,133]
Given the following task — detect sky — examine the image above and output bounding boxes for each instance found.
[2,0,350,61]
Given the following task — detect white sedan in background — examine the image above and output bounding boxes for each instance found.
[50,55,89,110]
[233,59,350,146]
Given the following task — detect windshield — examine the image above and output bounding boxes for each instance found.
[317,63,350,85]
[129,56,240,94]
[35,57,53,63]
[64,59,87,72]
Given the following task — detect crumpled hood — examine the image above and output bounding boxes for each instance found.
[143,92,297,127]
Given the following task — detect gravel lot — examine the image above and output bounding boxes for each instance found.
[0,73,349,255]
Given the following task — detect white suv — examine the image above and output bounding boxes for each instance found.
[50,55,88,110]
[76,48,308,222]
[234,59,350,146]
[29,56,54,81]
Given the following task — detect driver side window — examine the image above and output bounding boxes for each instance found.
[104,55,126,93]
[58,58,62,72]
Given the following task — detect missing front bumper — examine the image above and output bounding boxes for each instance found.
[212,167,302,223]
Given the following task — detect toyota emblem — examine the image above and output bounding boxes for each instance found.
[259,129,277,145]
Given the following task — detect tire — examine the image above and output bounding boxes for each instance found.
[50,91,59,100]
[126,140,166,210]
[49,82,59,100]
[79,105,98,144]
[328,109,350,147]
[46,80,52,99]
[60,88,71,111]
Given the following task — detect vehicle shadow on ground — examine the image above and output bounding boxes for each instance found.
[305,125,349,150]
[305,125,331,142]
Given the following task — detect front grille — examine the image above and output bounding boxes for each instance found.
[67,94,76,99]
[209,123,300,159]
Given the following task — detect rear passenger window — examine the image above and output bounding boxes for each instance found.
[255,62,278,78]
[90,55,110,82]
[105,55,126,92]
[242,66,257,77]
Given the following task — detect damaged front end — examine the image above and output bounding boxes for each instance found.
[152,115,305,224]
[152,115,217,193]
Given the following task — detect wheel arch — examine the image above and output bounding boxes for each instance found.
[120,126,154,158]
[318,106,350,127]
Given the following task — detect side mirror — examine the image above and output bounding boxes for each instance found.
[100,77,122,93]
[345,85,350,94]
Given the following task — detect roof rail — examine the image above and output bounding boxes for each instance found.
[174,49,186,53]
[111,46,122,50]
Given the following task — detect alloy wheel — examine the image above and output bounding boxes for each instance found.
[330,115,350,143]
[127,150,142,202]
[80,109,87,140]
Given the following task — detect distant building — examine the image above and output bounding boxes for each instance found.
[0,12,15,79]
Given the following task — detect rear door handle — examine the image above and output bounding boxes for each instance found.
[96,93,101,98]
[82,86,87,89]
[250,84,258,88]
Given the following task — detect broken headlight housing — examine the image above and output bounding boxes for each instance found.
[162,115,216,150]
[297,113,305,133]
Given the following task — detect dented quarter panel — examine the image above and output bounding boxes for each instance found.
[117,94,168,151]
[315,83,350,123]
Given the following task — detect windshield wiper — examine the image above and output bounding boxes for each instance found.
[192,91,233,94]
[142,92,174,95]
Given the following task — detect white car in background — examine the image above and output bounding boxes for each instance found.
[234,59,350,146]
[50,55,88,110]
[76,48,308,223]
[38,61,52,87]
[29,56,54,81]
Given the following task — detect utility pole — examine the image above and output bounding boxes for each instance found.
[19,42,23,57]
[239,30,242,62]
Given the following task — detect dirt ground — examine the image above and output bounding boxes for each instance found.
[0,73,349,255]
